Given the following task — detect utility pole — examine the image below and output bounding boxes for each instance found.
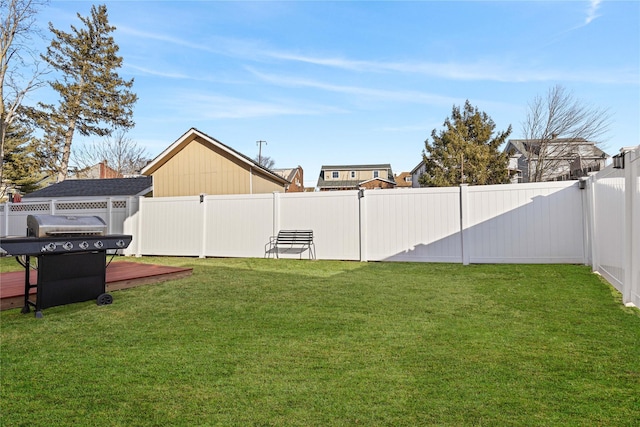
[256,140,267,165]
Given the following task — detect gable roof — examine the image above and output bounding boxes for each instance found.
[272,167,299,182]
[23,177,153,199]
[394,172,413,187]
[505,138,608,160]
[411,160,426,174]
[141,127,288,185]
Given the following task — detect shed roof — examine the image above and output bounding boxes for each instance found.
[141,128,288,185]
[23,177,153,198]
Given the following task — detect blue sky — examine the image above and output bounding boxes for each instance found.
[34,1,639,187]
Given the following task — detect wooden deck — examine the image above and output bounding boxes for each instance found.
[0,261,193,311]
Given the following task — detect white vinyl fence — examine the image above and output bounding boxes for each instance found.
[129,181,586,264]
[1,148,638,307]
[0,197,139,239]
[586,147,639,307]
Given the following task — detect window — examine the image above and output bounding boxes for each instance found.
[373,170,379,178]
[405,176,412,182]
[350,171,356,179]
[332,171,339,179]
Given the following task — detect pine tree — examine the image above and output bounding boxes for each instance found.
[31,4,137,182]
[420,101,511,187]
[3,120,42,194]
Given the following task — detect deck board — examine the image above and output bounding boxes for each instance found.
[0,261,193,311]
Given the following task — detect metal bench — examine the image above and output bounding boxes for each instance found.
[266,230,316,259]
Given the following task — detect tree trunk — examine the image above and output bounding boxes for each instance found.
[57,121,76,182]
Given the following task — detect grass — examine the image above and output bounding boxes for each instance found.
[1,256,639,426]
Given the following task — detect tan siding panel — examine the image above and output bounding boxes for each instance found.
[149,136,285,196]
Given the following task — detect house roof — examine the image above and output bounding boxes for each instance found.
[23,177,153,198]
[321,164,393,171]
[316,164,396,189]
[505,138,608,160]
[359,177,397,187]
[394,172,412,187]
[410,160,426,174]
[272,167,299,182]
[141,127,288,185]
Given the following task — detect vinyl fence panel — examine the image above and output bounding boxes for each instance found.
[278,191,360,260]
[464,182,585,263]
[363,188,462,262]
[202,194,274,258]
[591,167,626,292]
[137,197,203,256]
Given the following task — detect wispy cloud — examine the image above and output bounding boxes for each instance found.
[248,68,461,106]
[171,92,346,120]
[127,64,189,79]
[585,0,602,25]
[119,22,634,85]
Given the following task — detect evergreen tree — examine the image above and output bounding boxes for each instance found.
[420,101,511,187]
[2,119,42,194]
[30,4,137,182]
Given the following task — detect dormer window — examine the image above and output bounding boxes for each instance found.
[373,170,379,178]
[332,171,339,179]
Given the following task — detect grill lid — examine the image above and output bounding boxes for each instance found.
[27,214,107,238]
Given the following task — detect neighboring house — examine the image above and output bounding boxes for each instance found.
[504,137,608,183]
[410,160,426,188]
[272,166,304,192]
[141,128,288,197]
[22,176,153,200]
[70,161,123,179]
[316,164,396,191]
[394,172,413,188]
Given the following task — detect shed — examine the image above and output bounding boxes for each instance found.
[141,128,288,197]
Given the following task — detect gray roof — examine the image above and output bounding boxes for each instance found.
[24,177,153,198]
[320,164,392,171]
[505,138,608,159]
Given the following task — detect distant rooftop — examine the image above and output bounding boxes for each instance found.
[23,177,153,198]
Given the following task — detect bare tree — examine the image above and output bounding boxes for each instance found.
[521,85,611,182]
[71,130,149,177]
[253,154,275,170]
[0,0,49,197]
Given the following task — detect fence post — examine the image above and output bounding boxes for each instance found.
[622,150,634,304]
[459,184,470,265]
[358,189,367,262]
[107,197,113,234]
[200,194,207,258]
[272,192,280,237]
[3,203,8,237]
[135,197,143,257]
[631,149,640,307]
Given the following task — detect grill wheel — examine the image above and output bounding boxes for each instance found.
[96,293,113,306]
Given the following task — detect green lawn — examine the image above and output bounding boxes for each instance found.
[1,257,639,426]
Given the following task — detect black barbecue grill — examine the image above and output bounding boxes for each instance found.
[0,214,132,318]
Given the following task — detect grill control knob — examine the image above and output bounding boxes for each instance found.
[79,241,89,250]
[94,241,104,249]
[63,242,73,251]
[44,243,56,252]
[116,240,125,248]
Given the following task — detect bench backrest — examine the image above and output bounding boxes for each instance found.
[276,230,313,244]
